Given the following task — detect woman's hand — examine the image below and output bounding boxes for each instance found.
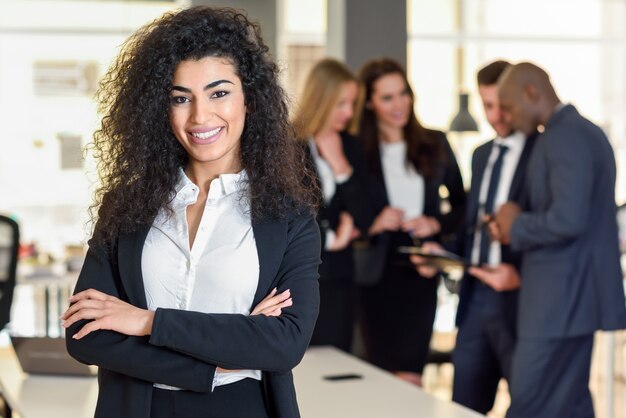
[328,212,360,251]
[250,288,293,317]
[218,288,293,374]
[61,289,154,340]
[409,241,443,278]
[402,216,440,239]
[368,206,404,235]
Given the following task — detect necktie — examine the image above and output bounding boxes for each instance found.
[479,144,509,265]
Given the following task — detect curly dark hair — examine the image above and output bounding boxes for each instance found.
[358,58,442,178]
[89,6,319,248]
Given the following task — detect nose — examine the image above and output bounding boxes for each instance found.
[344,106,354,121]
[190,99,212,124]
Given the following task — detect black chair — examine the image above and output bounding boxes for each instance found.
[617,203,626,254]
[0,214,19,331]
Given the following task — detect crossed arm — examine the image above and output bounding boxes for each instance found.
[63,215,320,391]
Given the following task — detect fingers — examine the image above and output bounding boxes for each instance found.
[69,288,111,304]
[254,298,293,317]
[251,289,291,315]
[409,255,439,278]
[487,221,501,242]
[71,319,108,340]
[61,298,107,322]
[421,241,443,253]
[402,216,440,238]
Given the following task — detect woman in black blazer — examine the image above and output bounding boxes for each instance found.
[356,58,466,386]
[61,7,320,418]
[292,58,373,352]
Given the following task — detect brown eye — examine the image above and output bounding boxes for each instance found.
[170,96,189,105]
[211,90,229,99]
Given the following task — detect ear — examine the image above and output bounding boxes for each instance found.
[524,84,539,103]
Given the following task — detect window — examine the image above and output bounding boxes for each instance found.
[408,0,626,201]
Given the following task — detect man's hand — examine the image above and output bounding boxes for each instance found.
[493,202,522,244]
[468,263,520,292]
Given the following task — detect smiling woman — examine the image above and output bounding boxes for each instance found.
[60,6,321,418]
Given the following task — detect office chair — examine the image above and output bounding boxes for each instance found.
[0,215,19,331]
[617,203,626,254]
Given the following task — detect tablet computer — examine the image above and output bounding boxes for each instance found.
[397,246,472,269]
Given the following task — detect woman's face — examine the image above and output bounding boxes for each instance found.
[169,56,246,174]
[322,80,358,133]
[368,72,412,132]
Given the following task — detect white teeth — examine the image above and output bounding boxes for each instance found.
[192,127,222,139]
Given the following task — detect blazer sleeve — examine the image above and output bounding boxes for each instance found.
[65,247,216,392]
[511,128,594,251]
[333,135,375,232]
[148,214,321,372]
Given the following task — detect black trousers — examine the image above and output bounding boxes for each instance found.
[150,378,269,418]
[452,297,516,414]
[358,263,438,373]
[310,279,356,352]
[506,334,595,418]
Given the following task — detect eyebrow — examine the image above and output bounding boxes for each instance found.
[171,79,235,93]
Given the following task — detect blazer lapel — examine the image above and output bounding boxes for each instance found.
[117,226,150,309]
[466,142,492,228]
[252,218,288,305]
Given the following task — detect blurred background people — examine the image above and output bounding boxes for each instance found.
[494,62,626,418]
[292,58,373,352]
[356,58,466,386]
[447,60,537,414]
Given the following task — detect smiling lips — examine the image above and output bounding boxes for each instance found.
[188,126,223,144]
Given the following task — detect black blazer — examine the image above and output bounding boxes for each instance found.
[66,214,321,418]
[367,129,466,261]
[307,132,374,281]
[510,105,626,338]
[455,133,537,326]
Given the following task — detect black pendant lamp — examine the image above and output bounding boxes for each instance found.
[449,92,478,132]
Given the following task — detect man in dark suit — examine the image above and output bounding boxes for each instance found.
[449,60,537,414]
[493,62,626,418]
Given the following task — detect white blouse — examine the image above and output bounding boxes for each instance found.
[380,140,425,219]
[142,169,261,390]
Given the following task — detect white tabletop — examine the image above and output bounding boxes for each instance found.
[294,347,483,418]
[0,348,98,418]
[0,345,483,418]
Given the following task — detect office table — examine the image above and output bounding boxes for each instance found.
[294,347,482,417]
[0,345,483,418]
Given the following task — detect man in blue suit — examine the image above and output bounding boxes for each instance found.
[450,60,537,414]
[494,62,626,418]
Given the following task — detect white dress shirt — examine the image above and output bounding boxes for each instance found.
[380,140,425,219]
[142,169,261,390]
[471,132,526,266]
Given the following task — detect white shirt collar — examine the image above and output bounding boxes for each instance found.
[173,168,246,207]
[493,131,525,153]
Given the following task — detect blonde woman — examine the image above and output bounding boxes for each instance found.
[293,58,373,351]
